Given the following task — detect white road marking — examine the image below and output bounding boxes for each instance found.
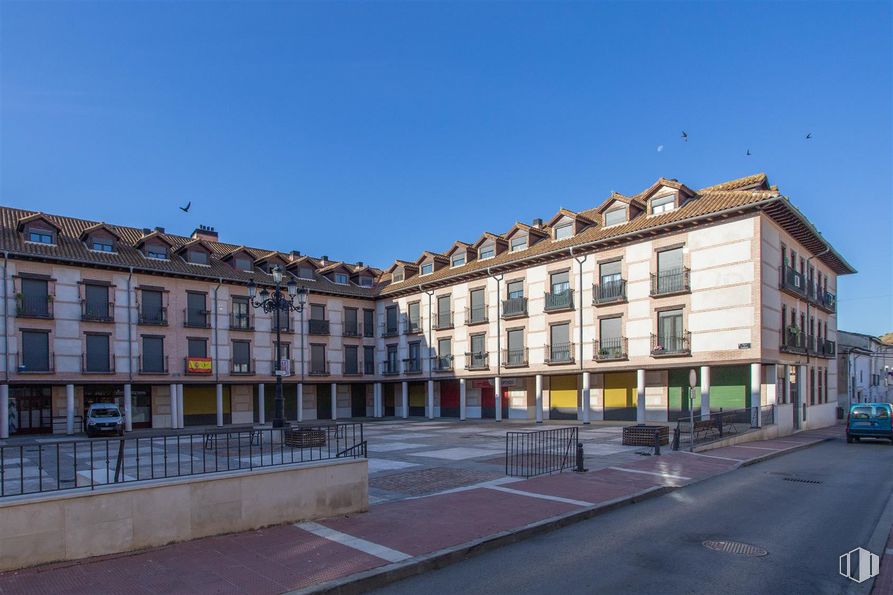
[677,451,742,462]
[725,445,782,451]
[295,521,411,563]
[608,467,692,481]
[485,485,593,507]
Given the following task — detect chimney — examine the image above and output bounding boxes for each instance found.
[191,224,218,242]
[154,226,165,234]
[357,261,364,267]
[142,228,152,236]
[532,218,543,228]
[289,250,302,262]
[321,255,329,265]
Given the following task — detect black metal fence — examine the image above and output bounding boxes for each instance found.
[0,422,365,499]
[672,406,775,450]
[506,427,577,478]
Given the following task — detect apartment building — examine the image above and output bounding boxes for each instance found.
[837,331,893,407]
[0,172,854,437]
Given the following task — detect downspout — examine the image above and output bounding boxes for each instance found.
[214,278,222,383]
[425,287,434,380]
[3,252,9,383]
[570,247,587,370]
[488,269,503,377]
[127,267,133,383]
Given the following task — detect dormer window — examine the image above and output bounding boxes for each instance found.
[510,235,527,252]
[479,241,495,260]
[146,244,168,260]
[334,273,349,285]
[358,276,373,288]
[297,266,314,280]
[393,270,405,283]
[91,239,115,252]
[28,230,54,245]
[421,262,434,275]
[553,222,573,240]
[451,254,466,268]
[651,194,675,215]
[235,257,252,271]
[604,207,627,227]
[187,250,209,265]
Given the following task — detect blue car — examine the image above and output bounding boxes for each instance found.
[846,403,893,444]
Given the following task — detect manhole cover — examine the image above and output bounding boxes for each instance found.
[702,540,768,557]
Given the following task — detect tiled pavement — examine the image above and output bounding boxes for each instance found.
[0,421,840,594]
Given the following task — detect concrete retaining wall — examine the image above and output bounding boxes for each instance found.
[0,458,367,572]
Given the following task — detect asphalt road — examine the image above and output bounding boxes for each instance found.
[373,436,893,595]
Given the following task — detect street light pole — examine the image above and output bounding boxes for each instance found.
[248,265,306,429]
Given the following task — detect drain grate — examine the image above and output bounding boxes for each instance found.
[703,540,768,557]
[783,477,823,485]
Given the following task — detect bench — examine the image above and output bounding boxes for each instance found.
[203,425,260,450]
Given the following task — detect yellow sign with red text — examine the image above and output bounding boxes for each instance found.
[186,357,213,375]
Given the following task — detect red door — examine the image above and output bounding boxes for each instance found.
[440,381,460,418]
[501,386,511,419]
[481,386,496,418]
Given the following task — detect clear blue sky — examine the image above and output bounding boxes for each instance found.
[1,1,891,335]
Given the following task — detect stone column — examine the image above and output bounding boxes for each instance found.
[535,374,544,423]
[459,378,467,421]
[427,380,435,420]
[751,363,763,428]
[636,370,646,423]
[494,377,502,421]
[582,372,591,424]
[330,382,337,421]
[66,384,75,435]
[177,384,185,429]
[0,384,9,439]
[169,384,178,429]
[297,383,304,422]
[216,383,224,427]
[123,383,133,432]
[401,381,409,419]
[257,383,265,425]
[700,365,711,419]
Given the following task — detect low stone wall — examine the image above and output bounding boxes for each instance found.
[0,458,367,572]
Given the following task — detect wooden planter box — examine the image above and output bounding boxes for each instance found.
[622,424,669,446]
[284,428,327,448]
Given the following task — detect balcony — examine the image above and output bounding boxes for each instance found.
[139,355,169,375]
[230,358,255,376]
[403,358,422,374]
[381,323,400,338]
[821,339,837,358]
[805,334,819,355]
[544,290,574,312]
[183,309,210,329]
[16,352,55,374]
[363,360,375,375]
[270,359,295,376]
[650,332,691,356]
[433,355,453,372]
[381,361,400,376]
[363,324,374,338]
[344,360,362,376]
[342,321,361,337]
[545,343,574,365]
[308,319,330,336]
[16,294,53,319]
[308,362,330,377]
[466,305,488,325]
[434,311,454,330]
[593,337,627,361]
[138,307,168,326]
[593,280,627,305]
[779,265,807,298]
[779,328,806,354]
[814,289,837,313]
[503,348,528,368]
[82,352,115,374]
[229,312,253,331]
[650,268,691,297]
[502,297,528,319]
[81,300,114,323]
[465,352,489,371]
[404,319,422,335]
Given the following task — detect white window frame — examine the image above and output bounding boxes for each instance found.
[420,262,434,276]
[510,235,527,252]
[651,194,675,215]
[604,207,627,227]
[334,273,349,285]
[553,222,573,240]
[451,254,466,268]
[478,242,495,260]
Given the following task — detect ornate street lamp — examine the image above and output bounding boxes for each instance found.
[248,265,307,428]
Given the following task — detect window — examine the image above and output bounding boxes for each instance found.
[146,244,168,260]
[235,257,252,271]
[600,260,621,286]
[19,277,50,317]
[479,242,495,260]
[28,230,54,244]
[437,295,451,327]
[506,329,525,366]
[363,309,374,337]
[656,309,684,352]
[274,342,290,361]
[469,288,486,323]
[510,235,527,252]
[232,340,251,373]
[310,344,327,374]
[232,297,250,329]
[385,305,399,335]
[188,250,209,265]
[141,336,165,373]
[451,254,466,268]
[187,338,207,358]
[604,208,627,226]
[507,280,524,300]
[392,270,405,283]
[421,262,434,275]
[437,338,452,369]
[550,270,570,295]
[83,283,111,321]
[656,247,685,294]
[599,317,624,359]
[553,222,573,240]
[91,239,114,252]
[186,292,207,327]
[651,194,675,214]
[344,345,359,374]
[408,302,420,332]
[363,346,375,374]
[386,344,399,372]
[358,276,373,287]
[407,342,421,372]
[298,266,314,280]
[274,306,291,332]
[140,289,165,324]
[549,324,571,362]
[344,308,359,336]
[334,273,349,285]
[469,334,487,368]
[310,303,326,324]
[21,330,50,371]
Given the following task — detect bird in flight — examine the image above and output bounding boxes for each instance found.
[179,201,191,213]
[746,149,751,156]
[805,133,812,140]
[681,131,688,142]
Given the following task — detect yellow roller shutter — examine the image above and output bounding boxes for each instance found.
[604,372,636,409]
[549,374,578,420]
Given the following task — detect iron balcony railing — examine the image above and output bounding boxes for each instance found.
[15,294,53,319]
[82,352,115,374]
[822,339,836,357]
[815,290,837,313]
[342,321,361,337]
[502,297,528,318]
[651,268,691,296]
[405,319,422,334]
[309,362,330,376]
[138,306,168,326]
[545,342,574,364]
[465,351,489,370]
[433,355,453,372]
[593,337,627,361]
[780,328,806,353]
[805,334,818,354]
[183,308,210,328]
[81,300,114,322]
[363,360,375,375]
[308,319,330,336]
[592,280,627,305]
[381,323,400,338]
[434,311,454,330]
[506,427,578,478]
[230,358,255,376]
[779,265,807,297]
[403,358,422,374]
[363,324,374,338]
[229,312,253,331]
[0,423,366,499]
[381,361,400,376]
[343,360,361,375]
[504,348,528,368]
[466,305,489,325]
[544,290,574,312]
[16,352,55,374]
[269,359,295,376]
[139,355,169,375]
[650,332,691,356]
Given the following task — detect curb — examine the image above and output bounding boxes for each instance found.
[289,434,832,594]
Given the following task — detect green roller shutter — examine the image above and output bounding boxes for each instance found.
[709,365,751,410]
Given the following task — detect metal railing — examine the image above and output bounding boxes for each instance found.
[82,352,115,374]
[183,309,210,328]
[139,355,169,375]
[342,322,361,337]
[544,290,574,312]
[506,427,578,478]
[779,265,807,297]
[363,360,375,375]
[822,339,836,357]
[308,319,330,335]
[592,280,626,304]
[138,306,168,326]
[403,358,422,374]
[229,312,253,331]
[16,294,53,319]
[502,297,528,318]
[381,361,400,375]
[779,328,806,353]
[405,319,422,334]
[0,423,366,499]
[308,362,330,376]
[593,337,627,361]
[381,323,400,338]
[81,300,114,322]
[545,342,574,364]
[672,406,775,450]
[651,268,690,296]
[434,311,453,330]
[269,359,295,376]
[433,355,453,372]
[16,352,55,374]
[504,347,528,367]
[650,332,691,356]
[344,360,361,375]
[466,305,488,325]
[465,351,489,370]
[230,358,255,375]
[815,289,837,313]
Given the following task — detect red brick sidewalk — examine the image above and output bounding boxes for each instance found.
[872,527,893,594]
[0,427,836,595]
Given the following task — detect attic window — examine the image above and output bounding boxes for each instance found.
[187,250,209,265]
[479,242,495,260]
[146,244,168,260]
[553,222,573,240]
[298,266,314,280]
[358,276,373,288]
[510,235,527,252]
[651,194,675,215]
[235,257,252,271]
[421,263,434,275]
[451,254,466,268]
[28,230,55,245]
[334,273,349,285]
[393,270,405,283]
[604,207,627,226]
[91,239,115,252]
